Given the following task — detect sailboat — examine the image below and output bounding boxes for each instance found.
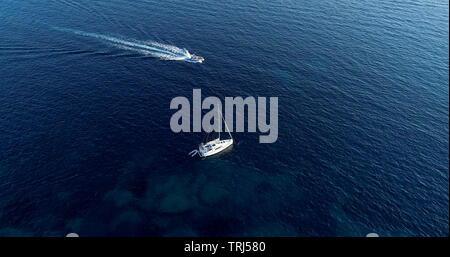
[189,108,233,158]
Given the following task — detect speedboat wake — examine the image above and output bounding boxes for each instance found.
[53,27,203,63]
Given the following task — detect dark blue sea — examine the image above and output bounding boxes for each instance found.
[0,0,448,236]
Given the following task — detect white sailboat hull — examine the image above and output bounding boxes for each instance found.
[198,138,233,157]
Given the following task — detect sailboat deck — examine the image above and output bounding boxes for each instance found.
[199,139,233,157]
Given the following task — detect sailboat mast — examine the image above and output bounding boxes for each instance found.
[218,106,220,140]
[222,108,233,140]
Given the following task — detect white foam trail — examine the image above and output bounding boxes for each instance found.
[54,27,192,61]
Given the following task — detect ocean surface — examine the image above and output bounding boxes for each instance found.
[0,0,448,236]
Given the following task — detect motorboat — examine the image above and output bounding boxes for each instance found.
[185,54,204,63]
